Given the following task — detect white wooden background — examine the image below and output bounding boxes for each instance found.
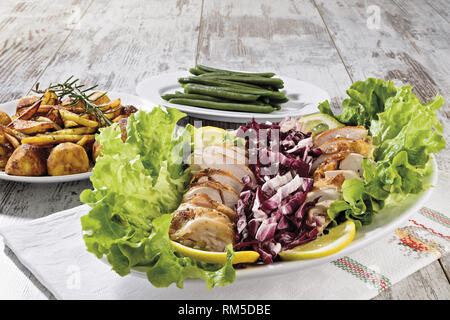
[0,0,449,299]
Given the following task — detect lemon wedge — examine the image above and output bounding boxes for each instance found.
[279,220,356,260]
[171,241,260,264]
[194,126,227,146]
[297,113,343,136]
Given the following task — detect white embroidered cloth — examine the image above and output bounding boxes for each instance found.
[0,173,448,300]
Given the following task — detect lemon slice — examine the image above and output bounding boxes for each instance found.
[279,220,356,260]
[171,241,260,264]
[194,126,227,147]
[297,113,344,136]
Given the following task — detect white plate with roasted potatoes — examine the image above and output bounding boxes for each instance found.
[0,88,154,183]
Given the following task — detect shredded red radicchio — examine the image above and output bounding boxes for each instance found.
[234,119,322,264]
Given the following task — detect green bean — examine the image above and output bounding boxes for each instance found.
[199,74,284,89]
[272,104,281,110]
[180,76,263,90]
[168,98,275,113]
[269,97,289,104]
[161,93,225,102]
[196,64,276,78]
[179,77,287,99]
[189,68,207,76]
[183,84,260,101]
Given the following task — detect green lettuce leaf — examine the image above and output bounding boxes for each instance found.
[80,107,236,288]
[323,78,446,228]
[318,78,397,128]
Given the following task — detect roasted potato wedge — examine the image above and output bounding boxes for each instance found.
[0,110,12,125]
[59,109,98,128]
[89,91,111,107]
[36,116,62,130]
[41,89,58,106]
[77,135,95,146]
[47,142,90,176]
[45,107,64,127]
[112,114,127,123]
[63,120,79,128]
[0,143,13,168]
[21,134,94,146]
[0,142,13,157]
[92,141,103,162]
[0,124,29,141]
[3,133,20,148]
[13,100,40,122]
[16,95,40,112]
[0,132,8,144]
[49,127,97,135]
[12,120,55,135]
[5,144,47,176]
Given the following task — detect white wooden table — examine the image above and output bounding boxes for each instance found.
[0,0,449,299]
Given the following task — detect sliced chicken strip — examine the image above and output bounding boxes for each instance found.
[191,153,256,185]
[191,169,244,194]
[313,126,368,147]
[191,144,248,166]
[203,144,248,163]
[313,174,346,190]
[184,180,239,210]
[183,182,223,204]
[324,170,361,180]
[169,207,234,252]
[313,158,339,180]
[318,137,373,156]
[181,193,237,221]
[311,137,373,172]
[311,152,349,172]
[339,153,365,177]
[305,187,342,203]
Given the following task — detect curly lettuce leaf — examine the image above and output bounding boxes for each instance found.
[318,78,397,128]
[323,78,446,228]
[80,107,235,289]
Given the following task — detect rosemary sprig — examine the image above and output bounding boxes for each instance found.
[32,76,113,126]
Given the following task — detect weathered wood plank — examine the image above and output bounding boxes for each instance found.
[0,0,95,301]
[313,0,450,300]
[313,0,450,175]
[0,0,93,102]
[0,0,202,219]
[35,0,203,94]
[194,0,352,130]
[425,0,450,23]
[374,260,450,300]
[439,254,450,282]
[0,0,202,300]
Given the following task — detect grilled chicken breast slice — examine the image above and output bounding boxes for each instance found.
[181,193,237,221]
[339,153,365,177]
[324,169,361,180]
[191,153,256,185]
[318,137,373,156]
[191,169,244,194]
[313,126,368,147]
[305,187,342,203]
[311,137,373,172]
[169,207,235,252]
[184,180,240,210]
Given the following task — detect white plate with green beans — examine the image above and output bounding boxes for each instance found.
[136,69,330,123]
